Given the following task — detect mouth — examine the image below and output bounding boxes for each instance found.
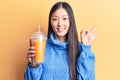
[57,28,65,32]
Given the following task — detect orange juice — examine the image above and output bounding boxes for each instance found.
[33,40,46,63]
[31,25,47,63]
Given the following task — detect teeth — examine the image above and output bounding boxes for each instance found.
[58,28,64,32]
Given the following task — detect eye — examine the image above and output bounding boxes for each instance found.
[51,17,58,21]
[63,17,69,20]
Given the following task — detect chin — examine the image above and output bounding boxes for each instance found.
[57,32,67,37]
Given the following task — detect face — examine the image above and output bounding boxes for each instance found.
[51,7,70,41]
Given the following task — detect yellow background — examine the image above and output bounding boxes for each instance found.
[0,0,120,80]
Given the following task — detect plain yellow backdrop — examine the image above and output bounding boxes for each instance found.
[0,0,120,80]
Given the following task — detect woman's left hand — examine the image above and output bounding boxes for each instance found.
[80,26,97,45]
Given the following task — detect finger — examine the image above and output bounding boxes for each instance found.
[27,50,36,56]
[87,37,96,45]
[27,52,35,58]
[28,47,36,51]
[28,50,36,54]
[91,35,97,41]
[28,57,32,63]
[31,57,35,65]
[91,30,98,37]
[80,29,89,37]
[26,51,35,64]
[89,26,97,34]
[26,53,35,64]
[27,51,36,58]
[27,52,35,65]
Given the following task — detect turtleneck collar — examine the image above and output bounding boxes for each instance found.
[48,33,68,50]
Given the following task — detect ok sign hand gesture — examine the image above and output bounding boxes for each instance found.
[80,27,97,46]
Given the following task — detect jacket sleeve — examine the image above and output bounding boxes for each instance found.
[77,43,95,80]
[24,64,43,80]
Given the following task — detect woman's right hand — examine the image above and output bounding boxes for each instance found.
[26,39,39,68]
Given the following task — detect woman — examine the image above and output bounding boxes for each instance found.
[24,1,97,80]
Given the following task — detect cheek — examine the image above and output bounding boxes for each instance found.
[65,21,70,28]
[66,23,70,32]
[51,22,57,31]
[66,27,70,32]
[51,21,58,27]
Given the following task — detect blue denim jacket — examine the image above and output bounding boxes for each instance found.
[24,33,95,80]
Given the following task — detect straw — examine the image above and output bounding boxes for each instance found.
[38,24,40,33]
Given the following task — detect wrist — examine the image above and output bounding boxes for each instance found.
[80,42,91,52]
[28,62,40,68]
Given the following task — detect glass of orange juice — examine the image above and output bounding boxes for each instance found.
[31,25,47,63]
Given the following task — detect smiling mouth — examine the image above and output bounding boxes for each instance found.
[57,28,65,32]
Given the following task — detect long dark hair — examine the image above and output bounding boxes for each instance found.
[47,2,79,80]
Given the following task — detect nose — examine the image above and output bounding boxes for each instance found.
[58,19,63,27]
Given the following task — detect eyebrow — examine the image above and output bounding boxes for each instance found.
[52,15,69,17]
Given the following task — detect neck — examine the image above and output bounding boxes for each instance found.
[54,34,66,43]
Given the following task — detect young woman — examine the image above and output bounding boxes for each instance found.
[24,1,97,80]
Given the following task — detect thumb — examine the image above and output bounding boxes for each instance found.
[80,29,88,37]
[29,38,33,47]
